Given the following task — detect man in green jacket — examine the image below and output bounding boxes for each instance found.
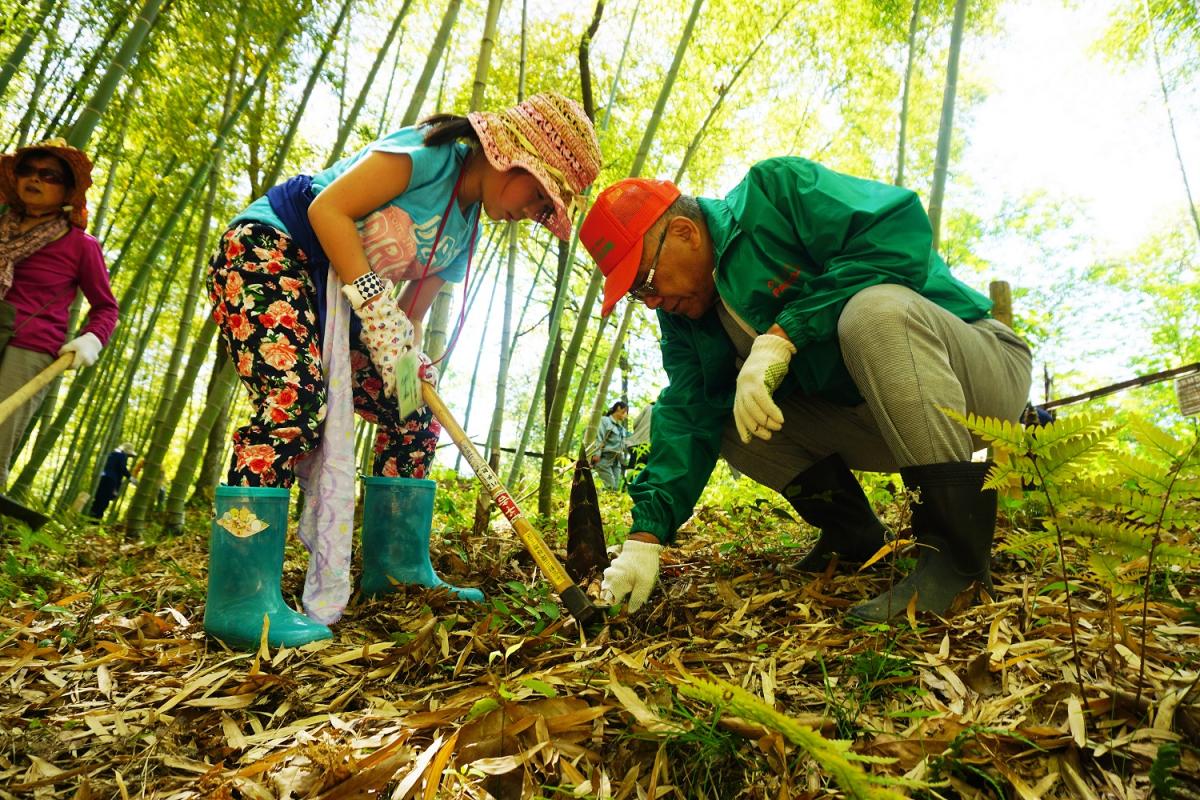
[578,159,1033,620]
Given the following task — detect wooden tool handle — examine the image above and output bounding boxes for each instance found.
[422,381,576,593]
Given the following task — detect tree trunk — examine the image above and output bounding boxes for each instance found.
[424,0,504,367]
[66,0,165,148]
[41,5,133,139]
[375,22,407,137]
[675,0,797,182]
[0,0,56,100]
[628,0,705,177]
[476,223,520,533]
[324,0,413,168]
[1142,0,1200,243]
[88,83,135,238]
[469,0,505,111]
[541,0,704,514]
[72,278,176,512]
[264,0,352,189]
[452,261,502,473]
[125,152,225,532]
[927,0,967,252]
[559,313,608,453]
[399,0,462,126]
[894,0,922,186]
[166,355,238,530]
[13,1,65,147]
[582,302,633,448]
[125,315,221,533]
[472,0,528,534]
[190,349,236,508]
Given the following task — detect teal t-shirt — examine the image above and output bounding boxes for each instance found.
[234,128,479,284]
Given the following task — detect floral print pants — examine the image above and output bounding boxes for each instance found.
[206,223,441,487]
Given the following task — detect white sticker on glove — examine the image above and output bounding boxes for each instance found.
[395,348,423,418]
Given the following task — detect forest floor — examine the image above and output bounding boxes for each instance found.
[1,474,1198,799]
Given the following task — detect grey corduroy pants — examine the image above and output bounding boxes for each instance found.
[718,284,1033,491]
[0,346,55,489]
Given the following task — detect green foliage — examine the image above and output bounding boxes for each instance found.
[657,698,759,800]
[944,407,1200,603]
[676,671,921,799]
[1150,741,1182,799]
[0,522,77,605]
[925,725,1040,798]
[489,579,561,635]
[821,641,924,739]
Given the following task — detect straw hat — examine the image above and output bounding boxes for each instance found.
[0,138,93,228]
[468,93,601,240]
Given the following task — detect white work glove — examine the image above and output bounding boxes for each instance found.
[59,332,102,369]
[733,333,796,444]
[343,274,414,399]
[600,539,663,612]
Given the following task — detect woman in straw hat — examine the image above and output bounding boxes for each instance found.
[0,139,118,489]
[203,92,601,649]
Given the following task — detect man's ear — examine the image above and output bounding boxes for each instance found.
[670,216,702,249]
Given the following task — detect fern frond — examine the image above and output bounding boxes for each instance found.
[1035,431,1116,480]
[1060,517,1200,566]
[1086,552,1143,598]
[1168,476,1200,494]
[1028,412,1120,452]
[984,460,1027,493]
[1060,517,1152,553]
[1112,452,1178,493]
[1101,489,1200,528]
[1148,542,1200,568]
[999,528,1059,555]
[941,408,1026,450]
[1127,415,1186,461]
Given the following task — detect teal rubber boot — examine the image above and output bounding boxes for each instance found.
[360,476,484,602]
[203,486,332,650]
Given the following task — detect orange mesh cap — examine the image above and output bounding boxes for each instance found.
[580,178,680,316]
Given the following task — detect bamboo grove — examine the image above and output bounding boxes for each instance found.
[0,0,1196,533]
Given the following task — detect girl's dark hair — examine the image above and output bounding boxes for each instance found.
[606,401,628,416]
[20,150,75,188]
[419,114,482,148]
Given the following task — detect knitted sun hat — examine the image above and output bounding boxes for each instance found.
[0,138,93,228]
[468,92,601,240]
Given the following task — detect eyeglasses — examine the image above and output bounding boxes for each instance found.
[628,223,669,303]
[15,164,67,185]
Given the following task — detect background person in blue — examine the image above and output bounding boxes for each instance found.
[202,93,601,649]
[88,443,135,519]
[579,161,1033,622]
[590,400,629,490]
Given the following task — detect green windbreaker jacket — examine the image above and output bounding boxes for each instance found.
[628,157,993,543]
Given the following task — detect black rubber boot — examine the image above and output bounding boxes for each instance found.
[848,462,996,621]
[783,454,889,572]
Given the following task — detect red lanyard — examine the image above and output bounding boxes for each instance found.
[405,164,479,364]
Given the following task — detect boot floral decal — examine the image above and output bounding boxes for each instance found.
[216,507,269,538]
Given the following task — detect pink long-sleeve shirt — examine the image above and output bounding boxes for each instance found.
[7,226,119,356]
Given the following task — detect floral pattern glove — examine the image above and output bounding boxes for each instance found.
[343,275,414,400]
